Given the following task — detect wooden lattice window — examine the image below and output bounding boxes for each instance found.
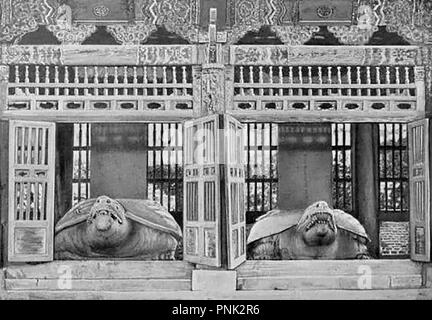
[378,123,410,258]
[147,123,183,226]
[244,123,278,224]
[378,124,409,219]
[331,124,353,213]
[72,123,91,205]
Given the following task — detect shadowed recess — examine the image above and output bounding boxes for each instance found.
[305,26,341,46]
[82,26,119,45]
[236,26,284,45]
[17,26,61,45]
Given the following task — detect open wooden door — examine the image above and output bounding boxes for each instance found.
[408,119,430,262]
[8,120,56,262]
[224,115,246,269]
[184,114,222,267]
[183,114,246,269]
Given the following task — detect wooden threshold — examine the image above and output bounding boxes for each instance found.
[0,259,427,295]
[237,260,424,291]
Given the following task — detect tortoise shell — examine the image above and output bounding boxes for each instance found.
[247,208,370,245]
[55,196,182,240]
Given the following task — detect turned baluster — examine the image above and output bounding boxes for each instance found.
[162,66,167,96]
[356,66,361,96]
[347,66,352,96]
[24,65,30,95]
[172,66,178,96]
[239,66,245,96]
[64,66,69,96]
[269,66,274,96]
[74,67,79,96]
[54,66,59,96]
[182,66,187,96]
[366,66,371,96]
[278,66,283,96]
[318,66,323,96]
[83,66,89,96]
[114,66,119,96]
[308,66,313,96]
[337,66,342,96]
[395,66,401,95]
[259,66,264,96]
[376,67,381,96]
[94,66,99,96]
[288,66,293,96]
[104,66,109,96]
[143,66,148,96]
[249,66,254,96]
[35,66,40,95]
[386,66,391,96]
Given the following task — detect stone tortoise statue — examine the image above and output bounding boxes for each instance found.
[247,201,370,260]
[55,196,182,260]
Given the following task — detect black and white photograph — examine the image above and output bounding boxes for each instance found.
[0,0,431,304]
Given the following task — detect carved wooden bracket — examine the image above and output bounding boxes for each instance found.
[106,23,157,45]
[271,25,320,45]
[225,23,263,45]
[46,5,97,45]
[383,0,432,45]
[327,25,377,45]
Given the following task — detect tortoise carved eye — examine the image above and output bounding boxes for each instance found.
[107,199,111,204]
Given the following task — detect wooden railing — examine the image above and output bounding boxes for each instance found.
[7,65,194,113]
[0,44,427,123]
[232,65,420,114]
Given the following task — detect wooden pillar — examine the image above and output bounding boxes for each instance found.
[278,123,333,210]
[90,123,148,199]
[354,123,379,258]
[0,121,9,267]
[55,124,74,221]
[0,65,8,267]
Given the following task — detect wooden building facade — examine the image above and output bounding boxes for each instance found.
[0,0,432,299]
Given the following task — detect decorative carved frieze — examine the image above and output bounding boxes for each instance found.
[46,4,97,45]
[2,45,64,65]
[137,45,197,65]
[0,45,198,65]
[107,23,157,45]
[230,46,422,66]
[270,25,320,45]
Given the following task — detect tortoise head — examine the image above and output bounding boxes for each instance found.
[86,196,130,247]
[296,201,337,247]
